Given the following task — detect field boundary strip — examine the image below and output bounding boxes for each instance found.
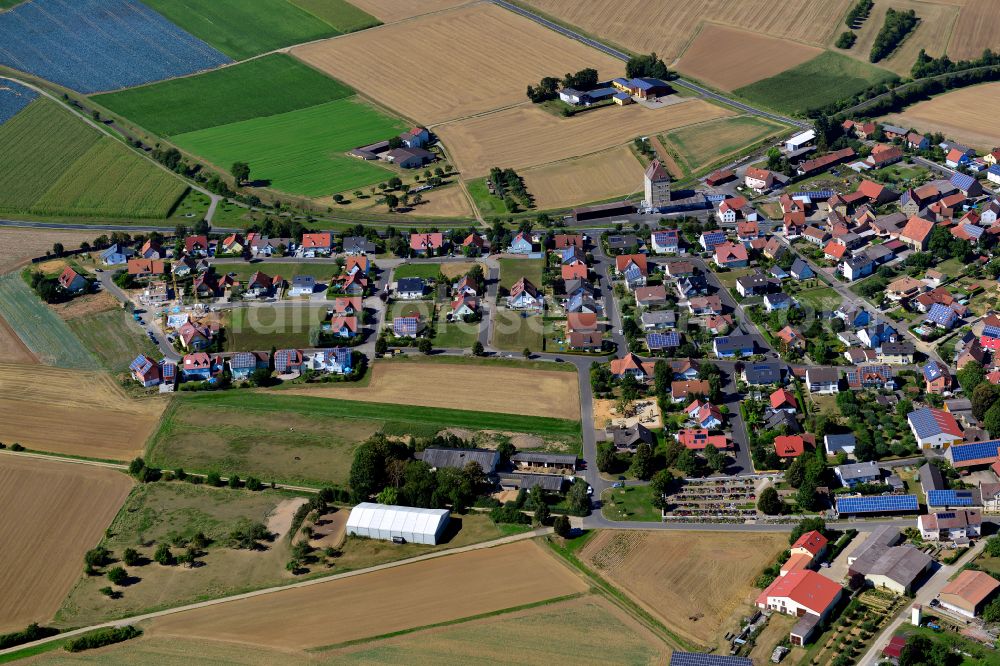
[307,592,587,652]
[0,528,551,658]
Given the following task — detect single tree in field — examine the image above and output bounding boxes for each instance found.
[418,337,433,354]
[52,242,64,256]
[472,340,484,356]
[106,566,127,585]
[757,486,783,515]
[522,348,531,360]
[231,162,250,186]
[385,194,399,212]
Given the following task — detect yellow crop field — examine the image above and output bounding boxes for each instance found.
[675,24,822,90]
[292,3,625,125]
[949,0,1000,60]
[437,99,733,177]
[886,82,1000,151]
[346,0,473,22]
[523,0,853,60]
[522,146,645,210]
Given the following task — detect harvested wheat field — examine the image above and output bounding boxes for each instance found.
[0,227,95,274]
[838,0,959,76]
[0,455,132,632]
[523,146,645,210]
[0,314,36,364]
[401,184,474,217]
[48,290,119,321]
[439,99,733,177]
[292,3,624,124]
[949,0,1000,60]
[886,82,1000,151]
[524,0,852,62]
[284,362,580,420]
[581,530,786,646]
[149,539,586,650]
[0,364,167,459]
[675,24,822,90]
[347,0,473,23]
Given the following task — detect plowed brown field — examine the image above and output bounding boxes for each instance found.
[0,455,132,632]
[886,82,1000,151]
[347,0,472,22]
[523,0,853,60]
[0,314,36,364]
[0,227,96,273]
[282,361,580,420]
[675,24,822,90]
[149,539,586,649]
[0,364,167,459]
[437,99,732,177]
[581,530,786,645]
[523,146,645,210]
[291,3,625,124]
[949,0,1000,60]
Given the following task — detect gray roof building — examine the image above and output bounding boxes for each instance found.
[743,362,783,385]
[835,461,881,483]
[510,452,577,467]
[641,310,677,328]
[497,473,565,492]
[849,542,933,594]
[419,447,499,474]
[607,423,656,450]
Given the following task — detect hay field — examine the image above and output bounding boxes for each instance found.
[663,115,789,175]
[523,0,853,60]
[522,146,645,210]
[438,99,733,177]
[949,0,1000,60]
[291,3,625,124]
[675,24,822,91]
[581,530,786,645]
[0,455,132,632]
[0,364,167,459]
[346,0,472,22]
[402,184,474,217]
[149,540,587,650]
[0,227,95,273]
[836,0,959,76]
[886,82,1000,151]
[283,361,581,420]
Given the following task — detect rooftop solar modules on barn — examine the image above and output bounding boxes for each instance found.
[927,489,977,508]
[0,0,231,94]
[835,494,918,515]
[948,440,1000,466]
[670,653,752,666]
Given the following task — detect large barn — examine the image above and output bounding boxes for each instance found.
[346,503,450,545]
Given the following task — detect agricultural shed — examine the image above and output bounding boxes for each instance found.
[346,502,450,545]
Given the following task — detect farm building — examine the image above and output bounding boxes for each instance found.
[346,503,450,545]
[938,570,1000,618]
[784,130,815,152]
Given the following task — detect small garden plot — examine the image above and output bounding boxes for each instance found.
[493,309,544,352]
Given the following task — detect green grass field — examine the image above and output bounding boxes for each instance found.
[466,178,510,216]
[735,51,896,116]
[143,0,342,59]
[795,286,840,310]
[663,116,788,175]
[289,0,379,32]
[67,308,160,372]
[0,273,99,369]
[394,263,449,280]
[223,262,343,281]
[173,98,405,196]
[498,257,544,291]
[0,100,186,218]
[601,485,661,521]
[94,55,354,136]
[493,309,544,352]
[148,391,580,486]
[224,305,329,351]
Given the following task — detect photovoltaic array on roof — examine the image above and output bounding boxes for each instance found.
[907,407,959,439]
[951,172,976,191]
[927,490,976,507]
[925,303,957,327]
[647,332,680,349]
[984,322,1000,339]
[0,0,231,94]
[835,494,918,514]
[950,440,1000,463]
[923,361,946,381]
[129,355,153,374]
[669,653,753,666]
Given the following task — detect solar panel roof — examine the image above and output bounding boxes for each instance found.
[949,440,1000,463]
[836,494,918,514]
[927,490,975,507]
[670,653,753,666]
[647,332,680,349]
[129,355,153,374]
[925,303,957,327]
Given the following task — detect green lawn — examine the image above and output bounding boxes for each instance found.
[434,310,479,349]
[601,485,661,522]
[94,54,354,137]
[499,257,544,291]
[715,267,755,290]
[466,178,510,216]
[288,0,379,32]
[224,305,329,351]
[67,308,160,373]
[223,262,343,281]
[735,51,897,116]
[795,286,840,310]
[663,115,789,175]
[0,99,185,218]
[0,273,99,369]
[143,0,342,60]
[173,98,405,196]
[393,263,448,280]
[147,392,580,485]
[493,309,544,352]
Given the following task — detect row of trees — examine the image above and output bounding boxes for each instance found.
[525,68,599,103]
[912,48,1000,79]
[625,52,671,80]
[487,166,532,211]
[844,0,873,28]
[870,9,919,63]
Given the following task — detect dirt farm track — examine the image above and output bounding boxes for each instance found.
[0,455,133,633]
[282,361,581,420]
[0,364,167,460]
[292,3,625,125]
[148,539,587,650]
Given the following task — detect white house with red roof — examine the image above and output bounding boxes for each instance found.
[684,399,723,429]
[745,167,775,193]
[770,388,798,413]
[791,530,828,559]
[300,233,334,257]
[756,570,842,624]
[410,232,445,256]
[713,242,748,269]
[57,266,87,293]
